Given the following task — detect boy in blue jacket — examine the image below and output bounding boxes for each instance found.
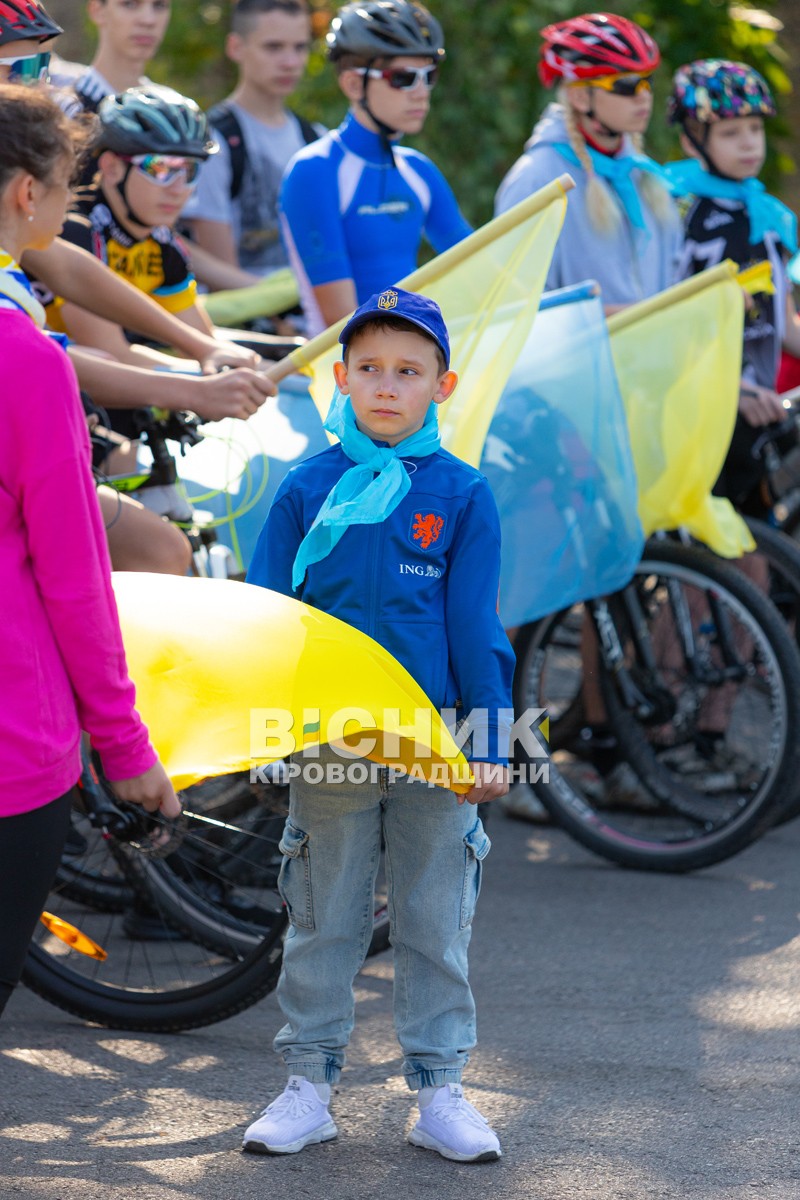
[244,288,513,1162]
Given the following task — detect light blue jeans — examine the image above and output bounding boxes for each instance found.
[273,747,491,1090]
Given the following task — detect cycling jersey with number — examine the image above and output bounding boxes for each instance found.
[279,112,471,336]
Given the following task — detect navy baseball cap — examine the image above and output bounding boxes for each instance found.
[339,287,450,368]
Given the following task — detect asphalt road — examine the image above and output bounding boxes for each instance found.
[2,807,800,1200]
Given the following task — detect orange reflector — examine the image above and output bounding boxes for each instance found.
[40,912,108,961]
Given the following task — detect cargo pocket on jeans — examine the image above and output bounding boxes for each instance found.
[277,821,314,929]
[460,820,491,929]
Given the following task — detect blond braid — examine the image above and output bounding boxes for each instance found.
[559,89,621,235]
[630,131,675,224]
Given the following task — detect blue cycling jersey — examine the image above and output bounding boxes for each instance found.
[279,112,471,336]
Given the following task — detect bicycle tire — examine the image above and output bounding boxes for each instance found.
[515,540,800,871]
[22,778,290,1032]
[511,605,587,752]
[23,774,391,1031]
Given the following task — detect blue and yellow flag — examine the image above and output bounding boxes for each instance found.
[113,573,472,792]
[607,261,755,558]
[291,176,572,468]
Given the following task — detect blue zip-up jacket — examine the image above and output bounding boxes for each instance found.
[279,113,472,337]
[247,442,515,764]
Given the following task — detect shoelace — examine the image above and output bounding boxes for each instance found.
[263,1091,317,1120]
[428,1096,490,1128]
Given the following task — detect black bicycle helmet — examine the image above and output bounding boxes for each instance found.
[97,86,217,160]
[0,0,62,48]
[326,0,445,63]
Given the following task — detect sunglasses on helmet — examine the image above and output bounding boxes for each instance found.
[358,64,439,91]
[582,73,654,98]
[122,154,202,187]
[0,50,51,83]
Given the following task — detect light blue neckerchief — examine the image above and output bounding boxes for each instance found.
[663,158,798,254]
[291,389,440,591]
[552,142,668,231]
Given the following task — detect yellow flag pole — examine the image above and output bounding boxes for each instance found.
[261,173,576,385]
[606,259,739,335]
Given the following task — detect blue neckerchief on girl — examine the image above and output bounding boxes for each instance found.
[664,158,798,254]
[0,247,47,327]
[291,389,440,591]
[552,142,668,231]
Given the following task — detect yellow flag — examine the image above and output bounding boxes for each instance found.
[112,573,472,793]
[738,261,774,296]
[281,177,572,467]
[607,261,755,558]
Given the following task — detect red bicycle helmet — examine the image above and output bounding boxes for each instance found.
[0,0,62,48]
[538,12,660,89]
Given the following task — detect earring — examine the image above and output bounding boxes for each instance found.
[27,213,34,222]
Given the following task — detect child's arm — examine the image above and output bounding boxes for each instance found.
[445,480,516,782]
[68,348,274,422]
[21,238,259,371]
[246,480,305,596]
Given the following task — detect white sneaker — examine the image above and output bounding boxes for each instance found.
[242,1076,338,1155]
[408,1084,501,1163]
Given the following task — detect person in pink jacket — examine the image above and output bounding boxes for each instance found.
[0,81,181,1018]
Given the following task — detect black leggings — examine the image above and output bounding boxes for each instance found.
[0,789,74,1017]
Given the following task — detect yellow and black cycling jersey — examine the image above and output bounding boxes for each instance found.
[40,185,198,330]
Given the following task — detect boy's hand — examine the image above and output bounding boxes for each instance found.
[459,761,510,806]
[739,383,785,427]
[109,762,181,818]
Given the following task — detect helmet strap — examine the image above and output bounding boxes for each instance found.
[682,124,741,184]
[112,163,153,232]
[581,101,624,146]
[358,60,398,166]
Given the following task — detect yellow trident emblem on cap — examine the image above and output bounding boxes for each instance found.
[378,289,399,310]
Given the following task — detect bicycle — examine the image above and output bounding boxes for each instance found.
[512,534,800,872]
[24,762,391,1032]
[94,407,240,579]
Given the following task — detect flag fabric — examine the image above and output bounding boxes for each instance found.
[290,177,572,468]
[179,178,572,567]
[607,261,755,558]
[480,282,644,626]
[112,573,472,792]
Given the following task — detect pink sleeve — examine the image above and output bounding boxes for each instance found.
[6,326,156,781]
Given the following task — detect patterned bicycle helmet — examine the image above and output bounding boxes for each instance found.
[667,59,776,125]
[0,0,61,48]
[538,12,660,88]
[97,86,218,159]
[326,0,445,63]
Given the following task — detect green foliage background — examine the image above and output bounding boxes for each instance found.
[150,1,791,227]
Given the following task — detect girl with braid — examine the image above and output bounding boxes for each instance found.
[495,11,681,314]
[495,13,682,821]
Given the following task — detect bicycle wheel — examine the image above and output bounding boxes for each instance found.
[512,604,587,753]
[22,775,290,1032]
[128,773,392,960]
[744,516,800,643]
[24,772,392,1031]
[514,540,800,871]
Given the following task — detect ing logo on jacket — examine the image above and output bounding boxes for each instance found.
[411,511,445,550]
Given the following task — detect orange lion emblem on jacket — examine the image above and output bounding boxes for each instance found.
[412,512,444,550]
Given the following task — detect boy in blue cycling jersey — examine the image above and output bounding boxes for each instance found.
[279,0,470,336]
[244,288,513,1162]
[665,59,800,514]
